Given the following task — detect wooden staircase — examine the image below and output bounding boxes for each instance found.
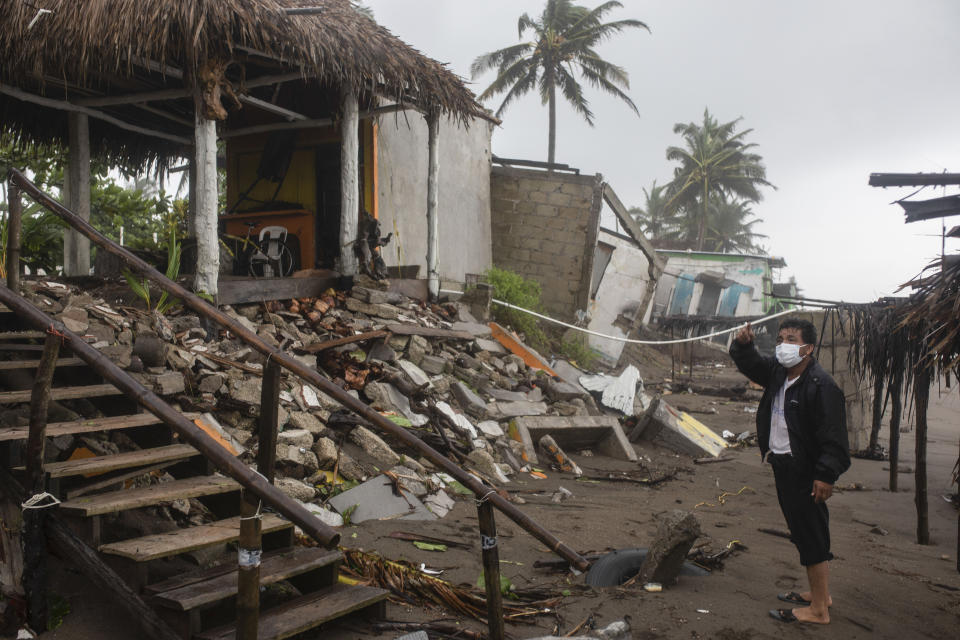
[0,321,387,639]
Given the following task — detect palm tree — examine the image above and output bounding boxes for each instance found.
[630,180,684,246]
[471,0,648,165]
[665,109,773,250]
[703,194,767,254]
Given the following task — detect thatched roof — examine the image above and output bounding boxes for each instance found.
[0,0,485,167]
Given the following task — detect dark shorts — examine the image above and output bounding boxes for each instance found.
[769,453,833,566]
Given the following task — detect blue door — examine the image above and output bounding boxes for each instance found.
[668,273,695,316]
[718,284,751,316]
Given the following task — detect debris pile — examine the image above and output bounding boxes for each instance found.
[6,276,725,529]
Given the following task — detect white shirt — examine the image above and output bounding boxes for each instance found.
[769,376,799,454]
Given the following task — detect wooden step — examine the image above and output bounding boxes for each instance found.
[32,444,199,479]
[0,331,48,340]
[59,475,239,517]
[0,412,200,443]
[101,513,292,562]
[0,383,121,404]
[152,547,341,612]
[195,583,388,640]
[0,357,86,370]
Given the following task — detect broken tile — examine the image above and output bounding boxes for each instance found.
[328,475,437,523]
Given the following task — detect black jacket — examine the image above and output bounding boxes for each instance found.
[729,339,851,484]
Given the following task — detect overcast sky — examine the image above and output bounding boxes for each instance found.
[365,0,960,302]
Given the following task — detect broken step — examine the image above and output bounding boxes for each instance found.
[103,513,292,562]
[25,444,199,479]
[0,383,122,404]
[59,474,239,517]
[151,546,341,612]
[0,357,86,370]
[195,583,388,640]
[0,412,201,443]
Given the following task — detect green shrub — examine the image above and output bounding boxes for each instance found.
[484,266,547,347]
[559,336,599,370]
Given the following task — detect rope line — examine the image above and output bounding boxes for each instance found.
[485,298,799,345]
[21,492,60,510]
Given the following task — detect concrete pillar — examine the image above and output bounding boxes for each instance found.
[339,89,359,276]
[63,113,90,276]
[426,111,440,299]
[193,112,219,297]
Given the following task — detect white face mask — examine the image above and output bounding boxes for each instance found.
[775,343,807,368]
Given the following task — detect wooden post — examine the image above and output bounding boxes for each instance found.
[477,499,505,640]
[425,110,440,300]
[63,112,91,276]
[914,365,930,545]
[23,334,60,632]
[339,88,359,276]
[6,178,21,290]
[236,490,262,640]
[257,359,281,483]
[888,369,903,492]
[193,106,220,297]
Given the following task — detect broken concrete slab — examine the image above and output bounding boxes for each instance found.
[350,425,402,470]
[509,416,637,464]
[423,490,456,518]
[419,354,448,375]
[481,385,528,403]
[451,382,488,419]
[406,335,430,366]
[327,475,437,523]
[299,501,344,528]
[345,297,400,320]
[397,359,431,388]
[473,338,507,355]
[275,477,316,502]
[486,400,548,420]
[435,401,478,440]
[451,321,493,338]
[466,449,509,484]
[640,510,702,585]
[628,396,728,458]
[476,420,504,438]
[546,378,588,402]
[363,381,429,427]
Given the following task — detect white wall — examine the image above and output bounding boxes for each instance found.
[586,229,655,365]
[657,254,771,317]
[377,113,494,284]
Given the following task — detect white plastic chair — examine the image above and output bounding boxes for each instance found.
[251,225,288,277]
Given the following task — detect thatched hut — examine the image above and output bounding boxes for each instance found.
[0,0,491,298]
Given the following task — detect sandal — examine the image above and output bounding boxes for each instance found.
[778,591,811,606]
[769,608,798,623]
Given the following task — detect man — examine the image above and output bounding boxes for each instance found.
[729,318,850,625]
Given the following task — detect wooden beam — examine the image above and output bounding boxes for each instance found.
[215,273,341,305]
[5,178,21,290]
[221,104,411,139]
[237,491,262,640]
[23,335,59,632]
[193,109,220,296]
[64,112,91,276]
[244,72,306,90]
[0,82,192,145]
[299,330,388,354]
[257,360,282,483]
[426,111,440,299]
[339,89,360,276]
[239,94,307,121]
[602,183,665,273]
[477,500,505,640]
[76,87,192,108]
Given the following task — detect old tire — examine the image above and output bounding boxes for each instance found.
[584,548,648,587]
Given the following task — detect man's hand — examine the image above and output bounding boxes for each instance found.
[735,322,755,345]
[811,480,833,503]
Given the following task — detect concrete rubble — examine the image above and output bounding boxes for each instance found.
[12,276,729,533]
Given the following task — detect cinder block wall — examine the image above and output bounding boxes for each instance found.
[490,166,603,319]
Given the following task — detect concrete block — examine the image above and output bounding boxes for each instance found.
[509,415,637,464]
[487,400,549,420]
[451,382,488,419]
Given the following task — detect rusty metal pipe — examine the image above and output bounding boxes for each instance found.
[7,168,589,571]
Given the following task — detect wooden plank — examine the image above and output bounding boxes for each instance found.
[66,460,181,499]
[0,412,199,442]
[101,513,290,562]
[257,360,282,482]
[0,357,85,370]
[0,331,47,340]
[36,444,198,479]
[196,584,388,640]
[60,475,239,517]
[299,330,388,354]
[216,273,341,306]
[478,500,505,640]
[6,179,20,290]
[0,344,46,352]
[0,383,121,404]
[154,547,341,612]
[383,324,473,340]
